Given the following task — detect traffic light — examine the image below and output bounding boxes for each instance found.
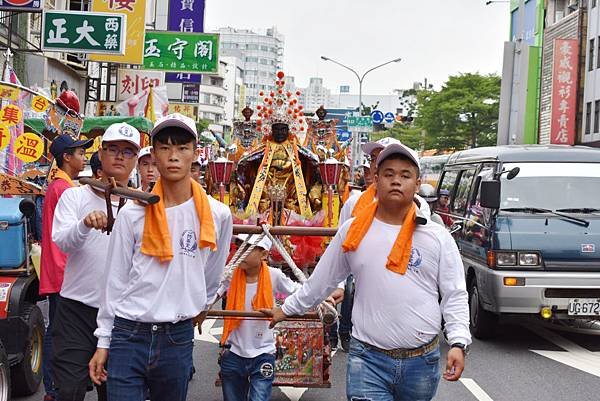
[396,115,414,124]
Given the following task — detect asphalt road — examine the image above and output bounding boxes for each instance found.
[17,319,600,401]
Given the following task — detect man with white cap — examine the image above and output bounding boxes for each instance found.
[137,146,158,192]
[51,123,141,401]
[262,141,471,401]
[334,137,431,352]
[88,114,232,401]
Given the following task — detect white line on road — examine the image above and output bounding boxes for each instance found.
[459,378,494,401]
[279,386,308,401]
[527,324,600,377]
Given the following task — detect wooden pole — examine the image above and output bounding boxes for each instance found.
[206,310,321,321]
[233,224,337,237]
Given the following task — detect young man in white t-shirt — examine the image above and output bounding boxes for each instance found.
[263,142,471,401]
[218,234,300,401]
[51,123,141,401]
[137,146,158,191]
[89,114,233,401]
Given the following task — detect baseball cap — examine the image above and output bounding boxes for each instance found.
[102,123,141,150]
[375,142,420,171]
[235,234,272,251]
[138,146,152,161]
[49,134,93,159]
[439,189,450,196]
[361,137,402,156]
[89,151,102,174]
[150,113,198,141]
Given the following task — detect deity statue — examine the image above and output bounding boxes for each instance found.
[235,71,322,220]
[231,106,261,162]
[304,106,346,162]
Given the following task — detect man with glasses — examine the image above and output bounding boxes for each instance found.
[51,123,140,401]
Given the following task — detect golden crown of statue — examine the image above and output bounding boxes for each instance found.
[256,71,305,137]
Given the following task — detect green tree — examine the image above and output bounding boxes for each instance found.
[416,73,500,151]
[371,123,432,151]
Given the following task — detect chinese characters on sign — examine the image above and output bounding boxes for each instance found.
[168,103,197,120]
[550,39,578,145]
[0,105,23,127]
[182,83,200,103]
[166,0,205,83]
[14,133,44,163]
[0,124,9,151]
[42,10,126,54]
[0,0,42,12]
[0,84,20,101]
[90,0,146,64]
[143,31,219,73]
[118,69,164,101]
[31,96,50,113]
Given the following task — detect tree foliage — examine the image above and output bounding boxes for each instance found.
[415,73,500,151]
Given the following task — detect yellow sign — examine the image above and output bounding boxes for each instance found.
[0,124,9,150]
[0,105,23,126]
[168,103,197,120]
[90,0,146,64]
[31,96,50,113]
[14,133,44,163]
[0,84,19,101]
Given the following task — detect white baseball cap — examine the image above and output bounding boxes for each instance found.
[102,123,141,150]
[375,142,420,171]
[361,137,402,155]
[151,113,198,140]
[138,146,152,161]
[235,234,272,251]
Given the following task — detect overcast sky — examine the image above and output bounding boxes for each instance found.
[205,0,510,95]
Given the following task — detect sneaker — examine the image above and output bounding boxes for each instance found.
[340,333,351,352]
[330,338,338,351]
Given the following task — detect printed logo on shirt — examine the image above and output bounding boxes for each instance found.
[260,362,274,378]
[179,230,198,258]
[407,248,422,273]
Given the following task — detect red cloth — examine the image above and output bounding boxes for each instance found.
[39,178,71,295]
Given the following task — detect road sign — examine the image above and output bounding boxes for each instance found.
[384,112,395,123]
[337,130,351,142]
[371,110,384,124]
[143,31,219,73]
[346,116,371,128]
[42,10,126,54]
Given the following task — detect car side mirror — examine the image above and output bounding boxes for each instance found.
[19,198,36,219]
[480,180,500,209]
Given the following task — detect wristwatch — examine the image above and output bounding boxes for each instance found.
[451,343,469,355]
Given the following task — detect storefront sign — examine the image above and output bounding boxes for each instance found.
[143,31,219,73]
[0,0,42,12]
[166,0,205,83]
[182,83,200,103]
[41,10,126,54]
[118,69,164,101]
[550,39,578,145]
[90,0,146,64]
[14,133,44,163]
[168,103,197,120]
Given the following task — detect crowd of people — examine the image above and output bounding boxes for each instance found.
[37,115,470,401]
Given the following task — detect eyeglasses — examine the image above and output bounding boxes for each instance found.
[103,145,137,159]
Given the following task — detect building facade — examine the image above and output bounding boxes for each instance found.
[583,0,600,145]
[216,26,284,107]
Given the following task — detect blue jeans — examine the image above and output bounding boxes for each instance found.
[346,338,441,401]
[220,350,275,401]
[107,316,194,401]
[42,293,59,398]
[339,275,354,336]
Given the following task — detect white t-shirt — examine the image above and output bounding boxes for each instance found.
[226,267,300,358]
[282,217,471,350]
[95,196,233,348]
[52,185,125,308]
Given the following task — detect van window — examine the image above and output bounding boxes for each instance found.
[453,169,476,214]
[438,170,458,196]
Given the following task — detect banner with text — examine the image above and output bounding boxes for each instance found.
[143,31,219,73]
[550,39,578,145]
[118,69,164,101]
[166,0,205,83]
[90,0,146,64]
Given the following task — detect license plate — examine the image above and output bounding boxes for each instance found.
[568,298,600,316]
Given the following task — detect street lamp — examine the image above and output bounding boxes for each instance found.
[320,55,402,169]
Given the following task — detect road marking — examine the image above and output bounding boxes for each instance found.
[459,378,494,401]
[279,386,308,401]
[194,318,220,344]
[527,325,600,377]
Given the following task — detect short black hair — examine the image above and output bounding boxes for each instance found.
[55,148,76,168]
[152,127,197,147]
[376,153,419,175]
